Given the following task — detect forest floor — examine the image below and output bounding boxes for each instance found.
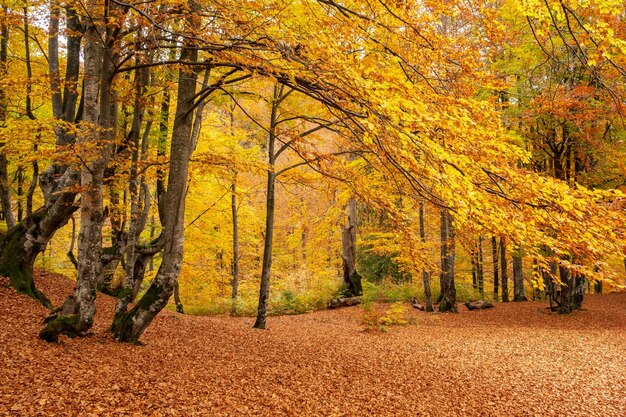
[1,271,625,417]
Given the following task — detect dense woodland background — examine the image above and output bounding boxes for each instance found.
[0,0,625,343]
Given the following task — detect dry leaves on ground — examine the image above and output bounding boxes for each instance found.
[1,270,625,416]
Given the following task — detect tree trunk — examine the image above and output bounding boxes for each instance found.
[41,8,115,341]
[114,59,150,316]
[594,280,602,294]
[418,201,433,311]
[253,86,281,330]
[341,196,362,297]
[500,237,509,302]
[543,260,557,311]
[231,181,239,313]
[174,281,184,314]
[111,30,198,343]
[0,4,83,307]
[477,236,484,295]
[557,265,586,314]
[512,253,527,301]
[438,208,456,312]
[557,265,572,314]
[0,9,15,229]
[492,236,499,301]
[471,248,477,290]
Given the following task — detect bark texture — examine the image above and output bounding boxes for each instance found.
[464,300,494,310]
[492,236,499,301]
[0,10,15,229]
[41,7,115,339]
[253,85,280,330]
[512,253,527,302]
[341,197,362,298]
[1,4,83,310]
[418,201,433,311]
[111,37,198,343]
[438,209,456,312]
[500,237,509,302]
[231,182,239,313]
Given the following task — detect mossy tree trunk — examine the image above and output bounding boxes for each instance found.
[111,34,198,343]
[0,168,79,308]
[0,4,83,307]
[40,7,119,341]
[0,215,53,307]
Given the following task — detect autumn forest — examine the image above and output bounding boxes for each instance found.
[1,0,625,415]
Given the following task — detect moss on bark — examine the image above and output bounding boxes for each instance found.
[112,282,165,344]
[0,222,51,308]
[39,314,81,342]
[438,299,457,313]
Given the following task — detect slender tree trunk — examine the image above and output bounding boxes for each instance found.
[512,252,527,301]
[438,208,456,312]
[0,9,15,229]
[500,236,509,302]
[253,85,282,330]
[418,201,433,311]
[229,101,240,313]
[477,235,484,296]
[492,236,499,301]
[231,182,239,311]
[253,166,275,329]
[16,168,23,223]
[471,248,477,291]
[341,196,362,297]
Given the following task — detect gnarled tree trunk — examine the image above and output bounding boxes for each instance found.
[40,7,117,341]
[1,4,83,309]
[111,35,198,343]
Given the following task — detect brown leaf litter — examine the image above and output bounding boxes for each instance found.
[1,270,625,416]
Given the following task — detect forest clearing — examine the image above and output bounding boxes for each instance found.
[1,271,625,416]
